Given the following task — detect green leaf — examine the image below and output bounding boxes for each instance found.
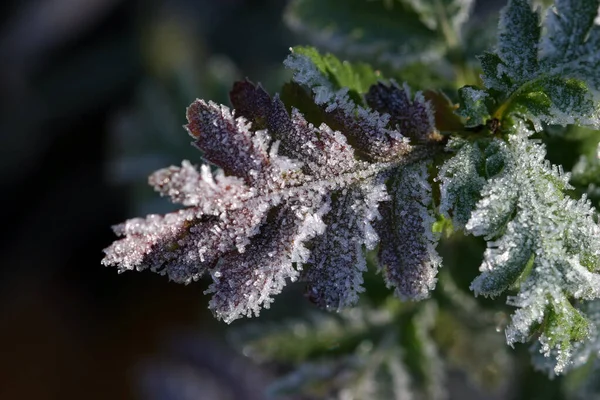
[285,0,447,67]
[559,300,600,386]
[478,52,511,93]
[456,86,492,128]
[505,76,596,130]
[289,46,382,103]
[544,297,590,353]
[465,124,600,375]
[463,0,600,130]
[432,214,454,237]
[496,0,540,85]
[438,138,487,229]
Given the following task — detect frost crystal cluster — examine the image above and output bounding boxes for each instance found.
[103,51,441,323]
[103,0,600,395]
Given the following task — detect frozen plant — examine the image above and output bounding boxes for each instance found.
[103,0,600,398]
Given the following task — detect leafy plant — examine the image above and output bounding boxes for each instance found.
[103,0,600,398]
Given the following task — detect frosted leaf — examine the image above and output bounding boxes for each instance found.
[461,0,600,130]
[470,216,534,296]
[303,177,389,310]
[104,48,441,323]
[227,79,273,129]
[284,47,440,160]
[102,205,268,284]
[465,122,600,374]
[438,138,487,229]
[229,80,358,178]
[463,141,521,239]
[497,0,540,85]
[149,162,251,210]
[540,0,600,69]
[377,162,442,300]
[478,52,513,93]
[456,86,491,128]
[284,46,382,102]
[365,81,438,143]
[206,207,304,323]
[103,76,435,322]
[285,49,413,161]
[324,95,413,161]
[185,100,271,184]
[544,300,600,396]
[531,299,600,376]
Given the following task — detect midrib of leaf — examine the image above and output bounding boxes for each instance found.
[219,147,436,214]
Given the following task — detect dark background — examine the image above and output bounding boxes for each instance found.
[0,0,293,398]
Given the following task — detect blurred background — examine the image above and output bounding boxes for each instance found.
[0,0,294,398]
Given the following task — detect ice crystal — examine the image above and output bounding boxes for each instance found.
[532,299,600,376]
[285,48,416,161]
[302,179,389,310]
[438,138,487,228]
[103,49,439,321]
[461,122,600,374]
[285,51,443,301]
[463,0,600,130]
[365,81,438,144]
[456,86,491,128]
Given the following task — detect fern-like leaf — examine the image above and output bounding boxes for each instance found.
[103,49,441,322]
[462,123,600,374]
